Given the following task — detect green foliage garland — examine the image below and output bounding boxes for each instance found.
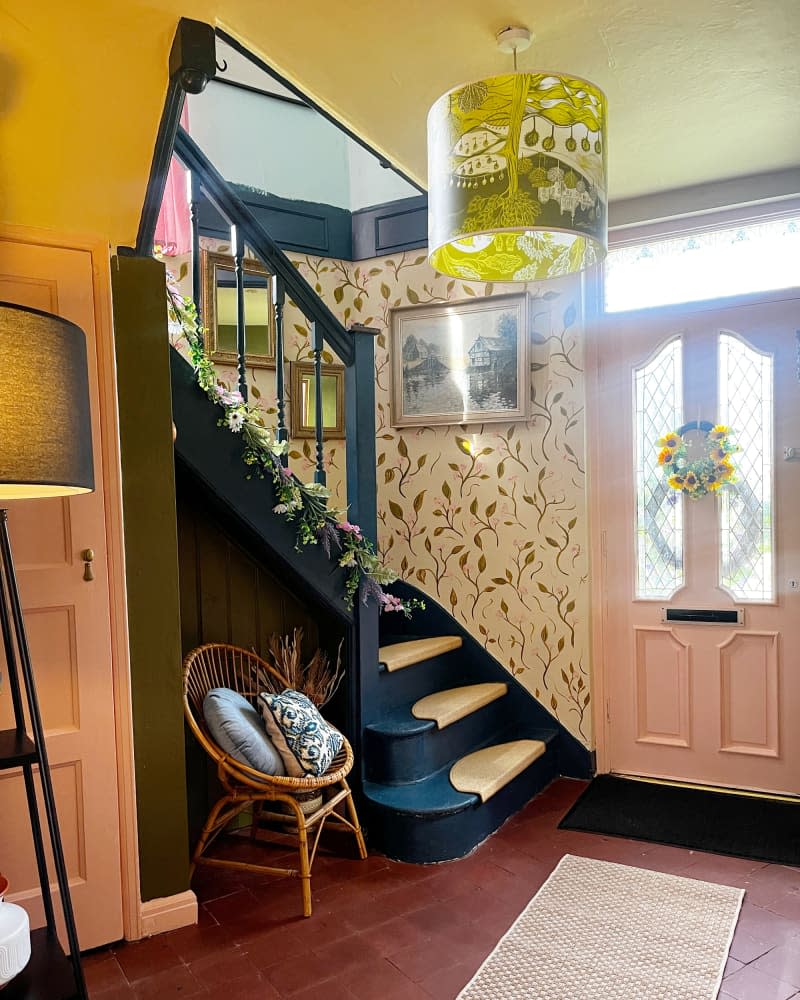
[165,270,421,616]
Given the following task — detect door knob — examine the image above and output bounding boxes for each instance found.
[81,548,94,582]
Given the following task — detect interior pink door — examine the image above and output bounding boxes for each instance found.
[596,291,800,795]
[0,238,124,948]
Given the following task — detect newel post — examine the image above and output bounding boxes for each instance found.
[344,326,381,785]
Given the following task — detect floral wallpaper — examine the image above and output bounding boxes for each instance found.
[172,241,592,746]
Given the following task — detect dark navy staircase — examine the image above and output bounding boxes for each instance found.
[162,95,592,870]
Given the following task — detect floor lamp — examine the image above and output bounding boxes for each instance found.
[0,302,94,999]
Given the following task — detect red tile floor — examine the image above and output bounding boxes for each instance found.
[84,779,800,999]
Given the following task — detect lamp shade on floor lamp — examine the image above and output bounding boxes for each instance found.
[0,302,94,499]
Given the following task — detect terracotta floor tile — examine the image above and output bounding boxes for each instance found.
[754,942,800,988]
[362,914,432,956]
[723,963,798,1000]
[341,955,424,998]
[83,952,129,994]
[729,929,775,964]
[264,949,340,996]
[725,956,745,978]
[418,958,480,998]
[131,964,206,999]
[113,936,183,984]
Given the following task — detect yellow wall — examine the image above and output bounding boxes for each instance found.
[0,2,408,246]
[0,4,179,241]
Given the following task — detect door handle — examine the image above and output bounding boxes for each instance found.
[81,548,95,582]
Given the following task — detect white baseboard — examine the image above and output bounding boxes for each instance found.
[137,890,198,938]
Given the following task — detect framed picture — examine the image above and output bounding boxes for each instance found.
[290,361,345,439]
[201,250,276,368]
[390,293,528,427]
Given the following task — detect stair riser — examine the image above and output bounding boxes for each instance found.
[365,698,511,785]
[376,653,486,713]
[366,751,558,863]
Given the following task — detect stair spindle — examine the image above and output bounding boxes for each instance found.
[272,275,288,466]
[232,225,248,403]
[189,170,202,342]
[312,322,326,486]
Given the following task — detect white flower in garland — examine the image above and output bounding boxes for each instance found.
[227,409,246,433]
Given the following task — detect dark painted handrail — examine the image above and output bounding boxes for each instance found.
[132,19,217,258]
[174,127,354,366]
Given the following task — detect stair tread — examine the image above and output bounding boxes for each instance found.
[412,683,508,730]
[379,636,462,672]
[450,739,546,804]
[364,768,477,816]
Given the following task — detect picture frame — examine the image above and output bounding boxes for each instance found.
[390,292,528,427]
[201,249,276,368]
[289,361,346,439]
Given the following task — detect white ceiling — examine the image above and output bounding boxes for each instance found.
[220,0,800,207]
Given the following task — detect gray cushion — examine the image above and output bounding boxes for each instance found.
[203,687,285,776]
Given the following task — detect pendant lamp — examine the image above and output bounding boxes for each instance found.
[427,26,607,283]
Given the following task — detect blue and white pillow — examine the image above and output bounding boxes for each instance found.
[258,689,343,777]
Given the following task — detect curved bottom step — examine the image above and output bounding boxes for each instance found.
[364,734,558,863]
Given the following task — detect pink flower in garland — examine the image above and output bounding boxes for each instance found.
[338,521,363,539]
[213,386,244,407]
[380,592,405,613]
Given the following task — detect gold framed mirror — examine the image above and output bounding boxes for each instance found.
[201,250,276,368]
[290,361,345,439]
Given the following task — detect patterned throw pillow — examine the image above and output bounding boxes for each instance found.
[258,689,344,778]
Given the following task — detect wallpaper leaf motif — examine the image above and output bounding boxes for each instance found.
[176,238,591,746]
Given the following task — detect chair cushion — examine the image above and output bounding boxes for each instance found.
[203,688,285,776]
[258,689,344,778]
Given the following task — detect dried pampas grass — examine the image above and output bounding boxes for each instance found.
[267,627,344,707]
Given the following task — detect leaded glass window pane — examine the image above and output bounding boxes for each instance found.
[634,338,683,599]
[718,333,773,600]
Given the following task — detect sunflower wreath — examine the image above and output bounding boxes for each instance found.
[656,421,738,499]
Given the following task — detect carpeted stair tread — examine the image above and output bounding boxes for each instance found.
[450,739,546,804]
[412,682,508,730]
[379,636,462,672]
[363,766,478,817]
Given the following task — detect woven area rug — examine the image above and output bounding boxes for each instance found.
[457,854,743,1000]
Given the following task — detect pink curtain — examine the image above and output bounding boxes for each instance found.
[154,104,191,256]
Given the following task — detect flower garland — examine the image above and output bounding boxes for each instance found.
[657,422,738,498]
[165,267,422,616]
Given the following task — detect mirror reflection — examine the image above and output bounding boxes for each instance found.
[290,362,345,439]
[201,250,275,367]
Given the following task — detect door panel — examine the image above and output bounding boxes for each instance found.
[597,292,800,795]
[0,238,123,948]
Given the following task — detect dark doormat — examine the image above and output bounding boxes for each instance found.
[559,774,800,866]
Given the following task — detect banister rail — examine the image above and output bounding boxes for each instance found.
[174,126,354,366]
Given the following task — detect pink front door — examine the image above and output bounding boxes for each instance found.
[594,291,800,795]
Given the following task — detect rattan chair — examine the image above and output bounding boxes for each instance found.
[183,642,367,917]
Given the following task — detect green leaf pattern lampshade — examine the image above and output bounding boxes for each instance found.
[427,72,608,282]
[0,302,94,499]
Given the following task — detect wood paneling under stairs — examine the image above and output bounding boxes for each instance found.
[176,481,346,842]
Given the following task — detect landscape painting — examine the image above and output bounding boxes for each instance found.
[390,293,528,427]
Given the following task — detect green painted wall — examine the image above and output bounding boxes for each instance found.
[111,254,190,902]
